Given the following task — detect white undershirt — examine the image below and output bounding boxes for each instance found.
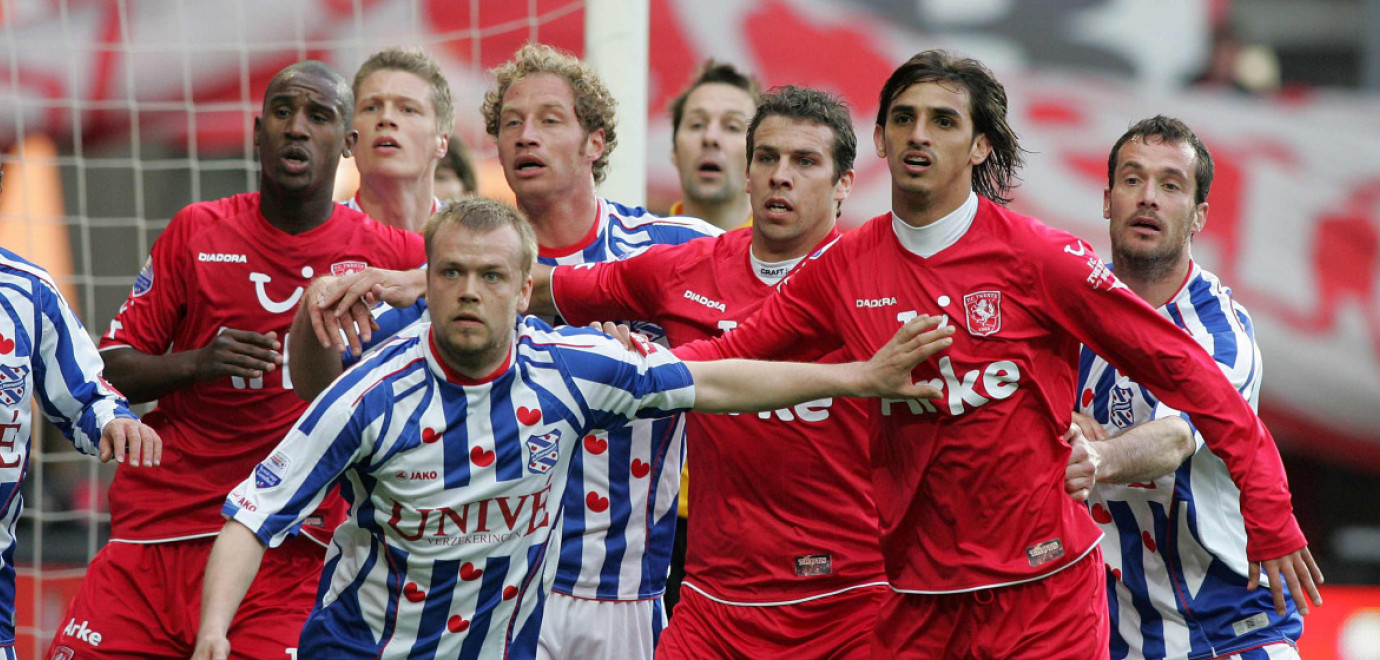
[891,191,979,258]
[750,251,804,287]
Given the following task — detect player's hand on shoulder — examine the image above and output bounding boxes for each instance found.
[1250,546,1325,617]
[590,321,648,355]
[99,417,161,467]
[1064,422,1100,502]
[859,315,954,399]
[196,328,282,381]
[190,633,231,660]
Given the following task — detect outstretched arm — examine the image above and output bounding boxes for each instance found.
[686,315,954,413]
[191,521,268,660]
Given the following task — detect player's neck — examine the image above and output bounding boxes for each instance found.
[1114,250,1193,308]
[258,188,336,235]
[357,173,436,233]
[892,183,972,228]
[751,219,835,263]
[520,184,599,250]
[680,194,750,231]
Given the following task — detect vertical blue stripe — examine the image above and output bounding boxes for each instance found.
[1187,278,1237,365]
[409,559,459,658]
[488,371,525,482]
[442,388,472,489]
[457,556,509,658]
[1109,500,1166,659]
[598,424,634,598]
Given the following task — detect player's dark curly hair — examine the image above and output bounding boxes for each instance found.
[747,86,856,183]
[876,50,1025,205]
[1107,115,1215,205]
[669,60,762,140]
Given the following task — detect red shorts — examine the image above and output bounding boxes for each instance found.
[46,535,322,660]
[871,547,1108,660]
[657,584,883,660]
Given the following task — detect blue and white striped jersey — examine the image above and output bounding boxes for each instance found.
[224,316,696,659]
[0,248,135,645]
[1077,263,1301,660]
[360,198,719,601]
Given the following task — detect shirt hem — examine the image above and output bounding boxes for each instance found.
[682,579,890,607]
[109,531,221,544]
[887,534,1102,594]
[547,590,665,603]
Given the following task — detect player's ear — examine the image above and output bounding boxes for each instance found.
[873,124,887,159]
[434,133,450,161]
[253,116,263,148]
[969,133,991,167]
[517,273,534,313]
[1192,201,1208,235]
[584,128,605,164]
[1103,187,1112,220]
[834,169,854,205]
[342,129,359,158]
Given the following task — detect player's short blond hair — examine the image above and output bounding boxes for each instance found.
[482,43,618,184]
[424,198,538,277]
[353,47,455,135]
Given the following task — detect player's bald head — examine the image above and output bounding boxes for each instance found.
[264,61,355,127]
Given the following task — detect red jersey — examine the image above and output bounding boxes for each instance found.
[676,199,1304,593]
[100,192,426,542]
[551,227,888,603]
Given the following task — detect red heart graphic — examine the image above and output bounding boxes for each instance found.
[447,615,470,633]
[1080,389,1094,408]
[470,446,495,467]
[583,434,607,455]
[1111,568,1122,581]
[422,428,440,444]
[1090,504,1112,525]
[516,407,541,425]
[460,562,483,581]
[631,459,650,479]
[503,586,519,600]
[586,491,609,513]
[403,582,426,603]
[1141,531,1157,553]
[0,334,13,355]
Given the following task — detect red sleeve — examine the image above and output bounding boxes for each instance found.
[396,231,426,269]
[673,245,844,362]
[549,244,674,326]
[1035,234,1304,560]
[99,206,193,354]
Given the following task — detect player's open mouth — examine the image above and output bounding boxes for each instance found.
[1131,216,1162,233]
[763,197,793,214]
[373,137,401,152]
[902,153,931,169]
[280,147,311,173]
[514,155,546,175]
[697,161,723,176]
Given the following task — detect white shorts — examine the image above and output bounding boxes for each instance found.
[536,592,665,660]
[1223,641,1301,660]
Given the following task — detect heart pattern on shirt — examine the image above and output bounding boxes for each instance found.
[1090,504,1112,525]
[583,434,607,455]
[1141,531,1157,553]
[586,491,609,513]
[0,334,13,355]
[503,586,519,601]
[516,406,541,426]
[460,562,483,581]
[422,428,440,444]
[630,459,650,479]
[403,582,426,602]
[448,615,470,633]
[470,446,495,467]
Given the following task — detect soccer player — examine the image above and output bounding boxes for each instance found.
[662,57,759,616]
[533,86,892,658]
[347,47,453,232]
[0,248,161,659]
[674,50,1321,658]
[1063,116,1314,659]
[189,198,955,660]
[435,139,478,201]
[47,61,426,659]
[289,43,720,660]
[667,59,759,230]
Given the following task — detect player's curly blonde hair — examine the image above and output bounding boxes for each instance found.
[482,43,618,184]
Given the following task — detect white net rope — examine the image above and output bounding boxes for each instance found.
[0,0,584,653]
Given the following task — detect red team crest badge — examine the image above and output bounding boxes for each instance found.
[331,260,367,277]
[963,291,1002,337]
